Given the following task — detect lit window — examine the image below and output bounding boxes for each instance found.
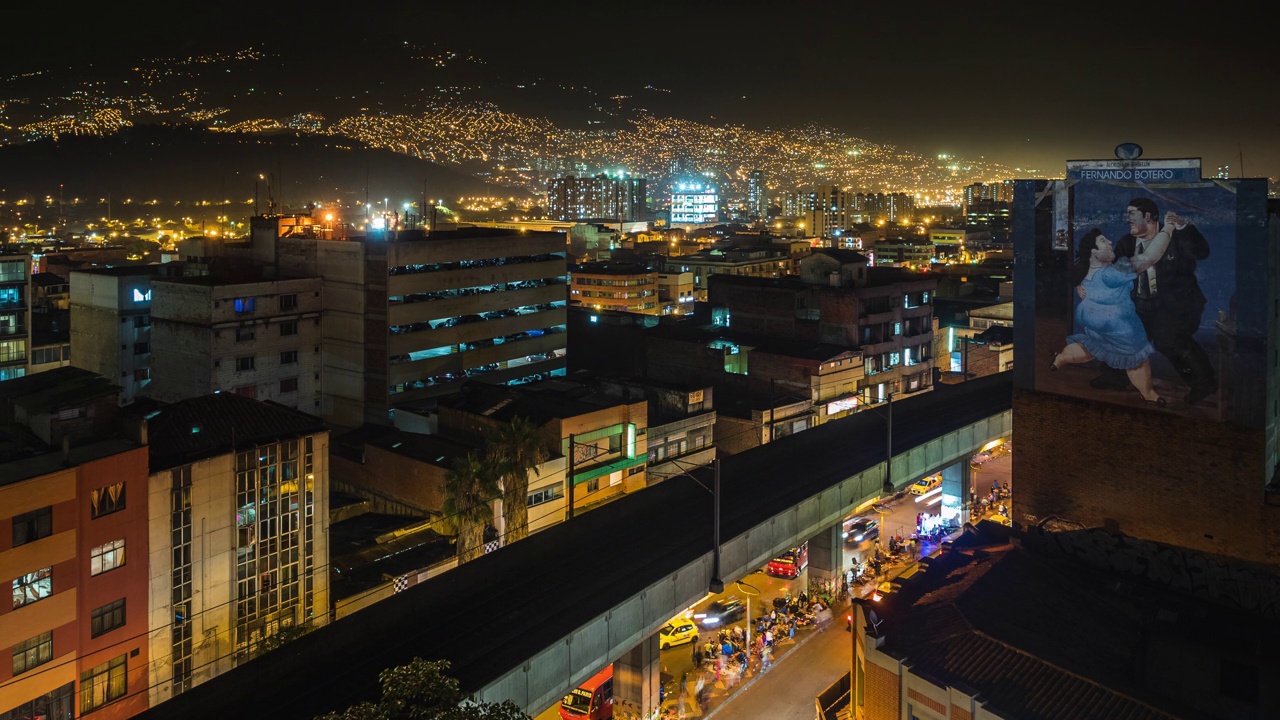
[80,655,128,713]
[12,567,52,609]
[234,297,256,314]
[90,482,126,518]
[90,539,126,576]
[12,631,52,675]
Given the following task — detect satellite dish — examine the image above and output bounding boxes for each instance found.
[1115,143,1144,161]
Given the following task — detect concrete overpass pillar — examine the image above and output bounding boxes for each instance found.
[807,524,843,581]
[614,633,660,719]
[940,460,971,527]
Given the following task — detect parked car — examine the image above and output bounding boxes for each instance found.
[658,620,698,649]
[766,543,809,578]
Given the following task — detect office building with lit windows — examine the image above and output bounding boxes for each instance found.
[746,170,767,220]
[569,262,659,315]
[237,218,569,426]
[547,174,647,222]
[669,185,719,224]
[0,368,151,720]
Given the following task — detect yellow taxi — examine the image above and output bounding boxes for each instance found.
[910,474,942,496]
[658,619,699,650]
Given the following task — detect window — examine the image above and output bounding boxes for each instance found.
[81,655,128,713]
[279,350,298,365]
[236,356,255,372]
[91,482,126,518]
[279,378,298,393]
[133,315,150,328]
[234,385,257,399]
[90,539,126,576]
[133,342,150,355]
[586,478,600,492]
[234,297,255,314]
[527,486,563,507]
[235,327,255,342]
[12,506,52,546]
[12,631,52,675]
[279,294,297,311]
[280,321,298,337]
[12,567,52,608]
[91,598,126,638]
[134,368,151,382]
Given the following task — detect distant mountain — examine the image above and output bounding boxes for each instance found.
[0,126,511,228]
[0,38,1032,214]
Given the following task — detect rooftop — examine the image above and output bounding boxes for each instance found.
[809,248,870,265]
[137,392,330,473]
[332,424,475,468]
[862,526,1267,720]
[0,366,120,413]
[439,379,631,426]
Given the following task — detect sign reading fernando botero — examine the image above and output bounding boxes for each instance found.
[1019,157,1271,427]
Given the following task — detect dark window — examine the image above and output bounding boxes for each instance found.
[279,294,297,311]
[133,342,150,355]
[279,377,298,393]
[234,385,257,399]
[91,598,127,638]
[235,356,255,372]
[12,631,52,675]
[134,368,151,382]
[1,681,73,720]
[280,321,298,337]
[12,506,52,546]
[279,350,298,365]
[90,482,126,518]
[235,327,255,342]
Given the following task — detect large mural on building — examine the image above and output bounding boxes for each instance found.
[1021,157,1269,426]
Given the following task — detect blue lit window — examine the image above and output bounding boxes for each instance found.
[234,297,256,313]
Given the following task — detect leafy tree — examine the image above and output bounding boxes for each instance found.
[442,451,500,563]
[488,416,549,544]
[317,658,529,720]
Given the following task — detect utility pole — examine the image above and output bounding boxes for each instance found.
[710,457,723,593]
[884,390,894,493]
[566,433,576,521]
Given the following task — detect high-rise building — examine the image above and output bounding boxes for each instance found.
[1012,159,1279,572]
[806,185,853,238]
[746,170,767,219]
[0,254,29,382]
[547,174,646,222]
[669,185,719,224]
[246,218,569,426]
[963,180,1015,208]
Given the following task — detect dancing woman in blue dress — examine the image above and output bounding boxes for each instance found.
[1050,213,1181,406]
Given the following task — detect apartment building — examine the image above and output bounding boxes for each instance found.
[141,392,330,706]
[569,262,659,315]
[0,368,150,720]
[149,275,323,410]
[70,265,167,404]
[0,255,29,382]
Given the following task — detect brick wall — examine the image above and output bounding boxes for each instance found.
[951,704,972,720]
[1012,388,1280,571]
[863,659,900,720]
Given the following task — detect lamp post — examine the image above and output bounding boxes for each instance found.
[857,387,897,495]
[735,580,760,651]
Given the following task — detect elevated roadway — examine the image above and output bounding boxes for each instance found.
[138,372,1013,720]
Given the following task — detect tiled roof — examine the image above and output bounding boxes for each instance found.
[141,393,329,472]
[875,543,1186,720]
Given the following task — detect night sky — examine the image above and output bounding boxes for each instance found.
[10,0,1278,178]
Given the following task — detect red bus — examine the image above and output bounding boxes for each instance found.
[559,664,613,720]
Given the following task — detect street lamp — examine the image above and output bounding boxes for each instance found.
[857,387,897,495]
[735,580,760,651]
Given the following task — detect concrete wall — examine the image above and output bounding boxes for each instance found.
[475,409,1012,714]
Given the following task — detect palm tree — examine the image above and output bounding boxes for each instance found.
[488,415,549,544]
[442,451,500,563]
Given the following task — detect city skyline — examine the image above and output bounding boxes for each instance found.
[3,1,1275,180]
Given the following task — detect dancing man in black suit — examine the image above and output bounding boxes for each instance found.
[1090,197,1217,405]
